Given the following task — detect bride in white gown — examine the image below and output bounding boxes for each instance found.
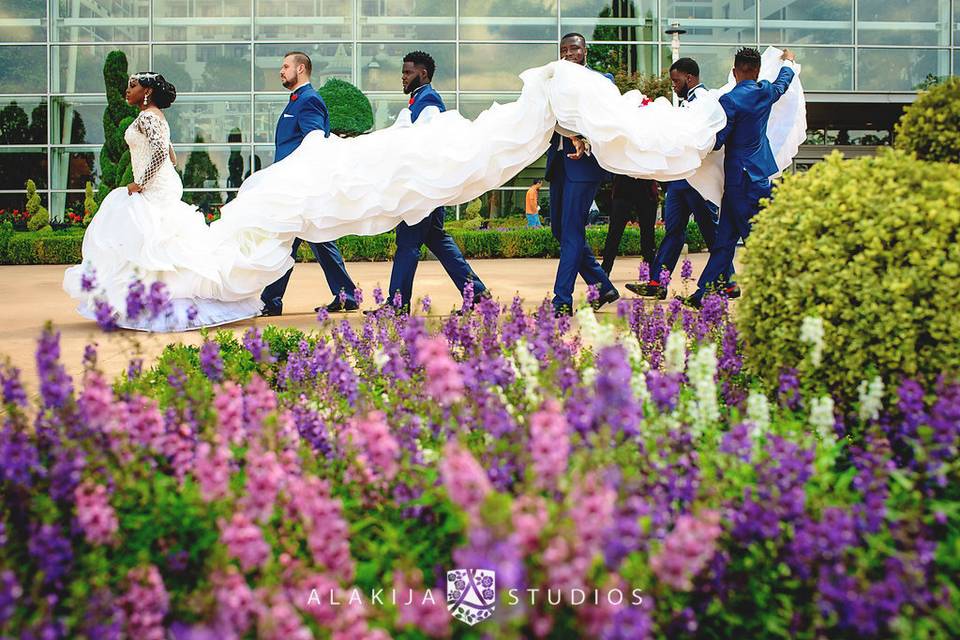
[64,48,804,332]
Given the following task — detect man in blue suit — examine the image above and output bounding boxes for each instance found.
[688,47,796,307]
[547,32,620,317]
[379,50,488,314]
[626,57,734,300]
[260,51,359,316]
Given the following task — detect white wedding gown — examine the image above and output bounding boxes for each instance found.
[64,49,804,332]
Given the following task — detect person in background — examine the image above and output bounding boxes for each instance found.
[601,175,659,276]
[525,179,543,227]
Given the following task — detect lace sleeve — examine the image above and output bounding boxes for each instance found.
[134,112,169,187]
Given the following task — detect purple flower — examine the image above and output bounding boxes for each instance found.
[199,340,223,382]
[373,285,385,305]
[339,289,348,305]
[36,325,73,409]
[638,261,650,283]
[646,370,681,412]
[0,570,22,627]
[127,358,143,380]
[594,346,641,437]
[0,425,41,487]
[353,287,364,305]
[421,295,432,313]
[0,364,27,407]
[586,284,600,305]
[82,344,98,370]
[94,298,118,332]
[146,281,172,319]
[80,269,97,292]
[680,258,693,280]
[125,279,146,319]
[186,304,199,322]
[778,368,802,410]
[28,524,73,588]
[242,327,273,364]
[658,268,671,288]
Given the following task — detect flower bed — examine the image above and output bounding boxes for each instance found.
[0,222,706,265]
[0,284,956,639]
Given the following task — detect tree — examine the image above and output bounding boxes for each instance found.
[82,182,98,226]
[97,51,138,203]
[0,103,29,144]
[182,135,222,213]
[318,78,374,136]
[25,179,51,232]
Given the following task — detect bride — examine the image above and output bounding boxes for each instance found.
[65,49,804,332]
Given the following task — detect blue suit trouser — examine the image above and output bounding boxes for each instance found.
[389,206,486,308]
[549,174,615,310]
[695,171,772,300]
[652,183,733,283]
[261,238,357,309]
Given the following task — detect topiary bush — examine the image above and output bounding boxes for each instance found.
[739,149,960,407]
[24,179,51,232]
[317,78,373,136]
[894,76,960,163]
[97,51,138,202]
[82,181,98,226]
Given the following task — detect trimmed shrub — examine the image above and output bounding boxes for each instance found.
[83,181,98,226]
[738,149,960,406]
[97,51,138,202]
[24,179,51,232]
[318,78,374,136]
[894,76,960,163]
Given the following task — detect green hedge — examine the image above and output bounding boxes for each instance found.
[0,222,706,265]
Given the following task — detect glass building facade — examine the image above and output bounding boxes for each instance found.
[0,0,957,218]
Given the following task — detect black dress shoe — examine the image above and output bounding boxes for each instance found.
[725,284,742,299]
[553,304,573,318]
[591,287,620,310]
[363,303,409,317]
[625,281,667,299]
[318,299,360,313]
[260,305,282,317]
[681,295,702,310]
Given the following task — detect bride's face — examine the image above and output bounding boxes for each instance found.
[125,77,149,106]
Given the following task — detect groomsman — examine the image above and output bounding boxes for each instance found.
[626,57,734,299]
[260,51,359,316]
[687,47,796,308]
[547,32,620,317]
[378,50,489,314]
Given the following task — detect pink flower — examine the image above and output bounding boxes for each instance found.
[529,399,569,490]
[213,381,245,445]
[74,481,118,546]
[212,567,257,636]
[220,512,271,571]
[440,441,492,522]
[127,395,165,450]
[258,592,312,640]
[160,421,196,483]
[511,495,549,553]
[341,411,400,487]
[245,375,277,433]
[194,442,232,502]
[416,336,464,406]
[394,569,450,638]
[288,476,354,582]
[78,370,113,432]
[120,565,169,640]
[649,509,723,591]
[241,447,286,522]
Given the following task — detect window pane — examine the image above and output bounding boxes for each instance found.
[857,0,951,46]
[560,0,657,42]
[153,44,252,93]
[253,144,275,169]
[459,0,558,40]
[175,145,247,190]
[359,0,456,40]
[0,146,46,189]
[255,43,354,91]
[0,97,46,144]
[153,0,251,41]
[955,0,960,45]
[0,0,46,42]
[0,191,45,211]
[458,94,520,119]
[165,95,252,145]
[255,0,353,41]
[660,45,740,88]
[359,43,456,91]
[459,43,557,91]
[760,0,853,44]
[53,0,149,42]
[0,45,45,93]
[51,96,103,145]
[857,48,951,91]
[254,95,285,143]
[588,43,658,76]
[51,45,149,94]
[661,0,756,44]
[51,146,98,190]
[783,47,853,91]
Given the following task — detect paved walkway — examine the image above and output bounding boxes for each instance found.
[0,252,739,394]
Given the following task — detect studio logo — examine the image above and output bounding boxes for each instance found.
[446,568,495,626]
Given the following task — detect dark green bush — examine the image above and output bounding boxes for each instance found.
[894,76,960,163]
[318,78,374,136]
[97,51,138,203]
[739,149,960,405]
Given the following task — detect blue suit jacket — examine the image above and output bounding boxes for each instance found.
[714,67,794,184]
[545,68,615,183]
[409,83,445,123]
[275,83,330,162]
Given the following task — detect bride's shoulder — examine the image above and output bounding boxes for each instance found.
[134,109,168,135]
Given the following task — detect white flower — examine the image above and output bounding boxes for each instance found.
[808,396,835,440]
[622,332,650,403]
[513,339,541,404]
[372,347,389,370]
[582,366,597,387]
[799,316,825,368]
[686,343,719,435]
[664,329,687,374]
[857,376,884,423]
[576,306,617,352]
[746,390,771,439]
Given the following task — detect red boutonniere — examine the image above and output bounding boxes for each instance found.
[641,97,651,106]
[290,93,298,102]
[408,96,415,106]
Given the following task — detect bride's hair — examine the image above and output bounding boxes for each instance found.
[132,72,177,109]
